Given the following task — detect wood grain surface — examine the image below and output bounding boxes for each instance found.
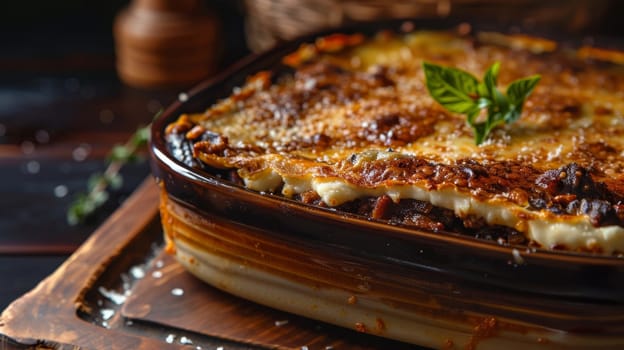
[0,178,181,350]
[0,178,420,349]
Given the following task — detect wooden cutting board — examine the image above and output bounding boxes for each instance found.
[0,178,424,350]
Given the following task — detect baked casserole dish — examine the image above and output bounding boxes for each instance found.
[151,21,624,349]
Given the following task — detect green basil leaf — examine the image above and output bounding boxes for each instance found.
[506,75,540,122]
[466,98,490,125]
[472,122,488,145]
[476,97,491,109]
[507,75,541,106]
[477,82,488,98]
[493,88,509,113]
[423,60,539,145]
[504,107,522,124]
[482,62,500,100]
[423,62,479,114]
[466,109,479,125]
[486,111,506,131]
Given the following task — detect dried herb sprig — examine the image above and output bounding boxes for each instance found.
[67,125,151,225]
[423,61,540,145]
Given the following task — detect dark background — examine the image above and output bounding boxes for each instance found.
[0,0,248,311]
[1,1,623,76]
[0,1,249,73]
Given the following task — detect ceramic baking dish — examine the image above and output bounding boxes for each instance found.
[150,19,624,349]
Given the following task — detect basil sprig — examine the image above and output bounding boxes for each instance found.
[423,61,540,145]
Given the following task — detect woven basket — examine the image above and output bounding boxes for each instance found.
[244,0,604,52]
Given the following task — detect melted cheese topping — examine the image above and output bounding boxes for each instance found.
[175,30,624,254]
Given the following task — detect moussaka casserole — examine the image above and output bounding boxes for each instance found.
[165,29,623,254]
[151,23,624,349]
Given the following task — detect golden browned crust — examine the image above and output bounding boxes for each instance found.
[165,29,624,242]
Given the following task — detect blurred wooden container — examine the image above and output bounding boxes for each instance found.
[114,0,221,88]
[244,0,606,52]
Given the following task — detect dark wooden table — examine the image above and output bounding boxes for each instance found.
[0,0,247,312]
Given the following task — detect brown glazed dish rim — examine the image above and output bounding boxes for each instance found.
[150,19,624,303]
